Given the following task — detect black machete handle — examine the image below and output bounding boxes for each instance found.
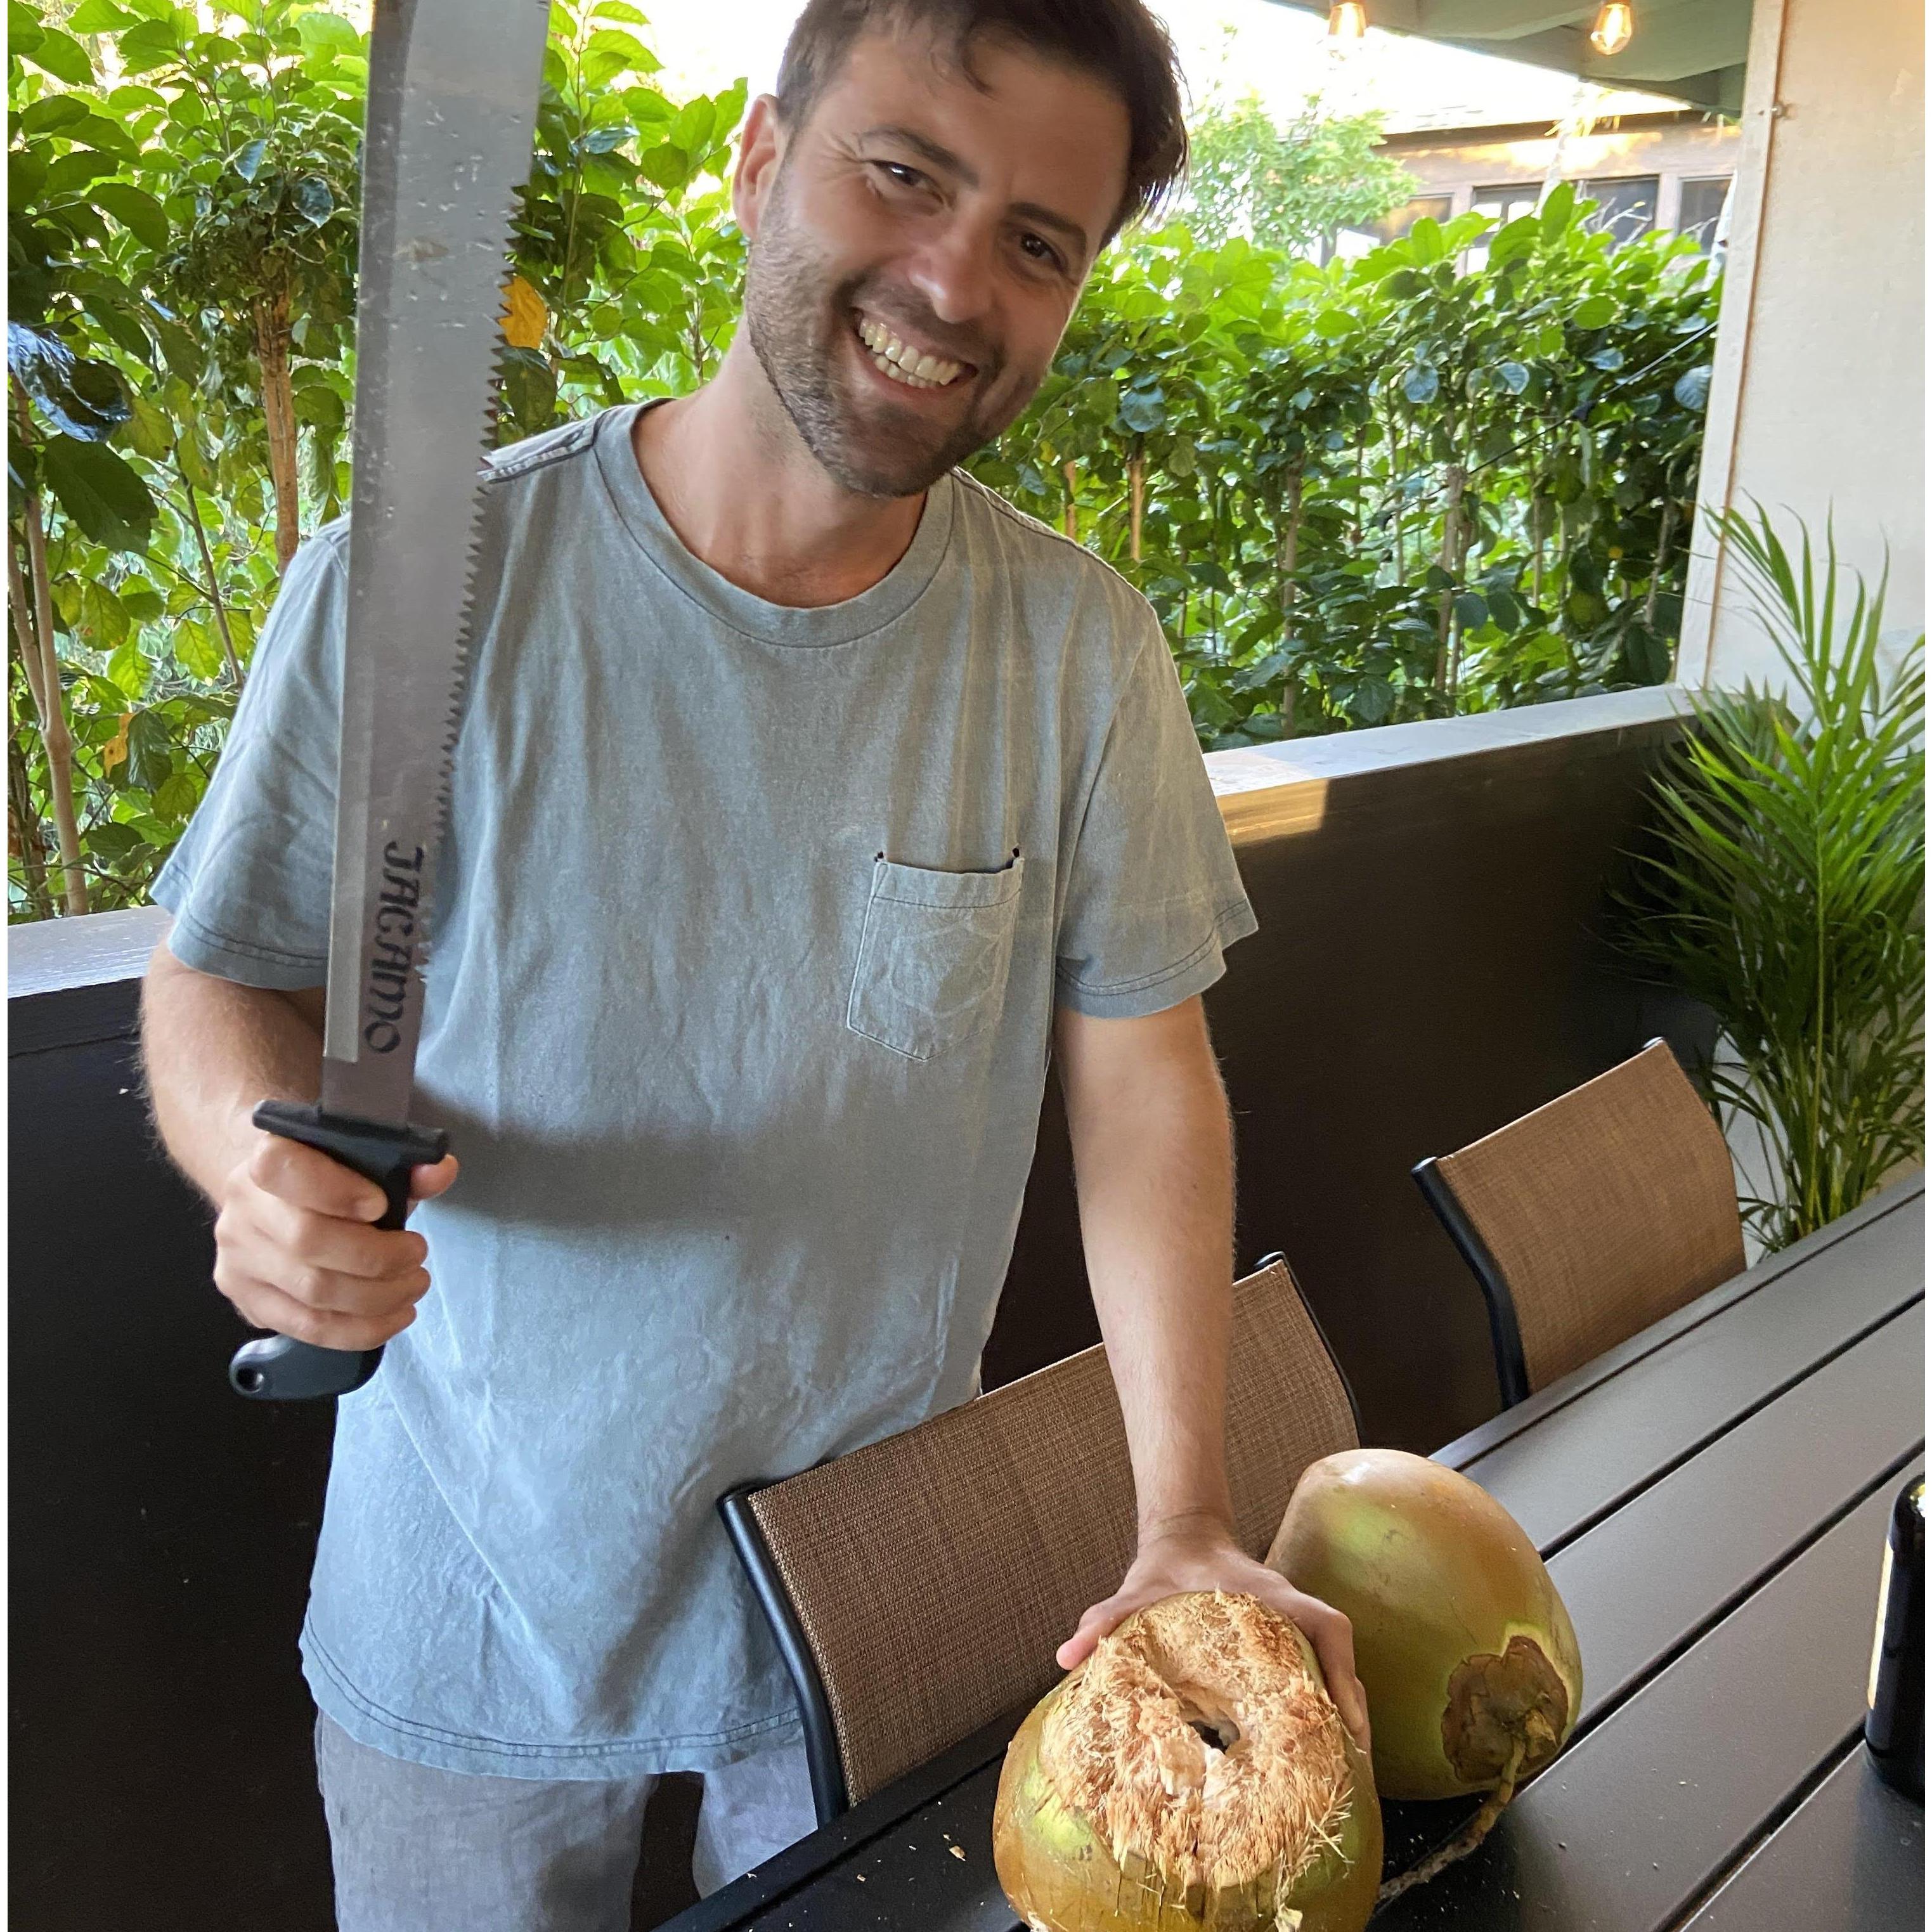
[228,1100,450,1402]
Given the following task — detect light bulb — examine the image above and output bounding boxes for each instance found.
[1590,3,1634,57]
[1328,3,1368,40]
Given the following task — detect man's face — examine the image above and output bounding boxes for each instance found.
[735,30,1131,499]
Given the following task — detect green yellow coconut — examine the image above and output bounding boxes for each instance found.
[992,1592,1383,1932]
[1266,1449,1583,1803]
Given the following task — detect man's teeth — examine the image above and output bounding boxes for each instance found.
[856,316,963,390]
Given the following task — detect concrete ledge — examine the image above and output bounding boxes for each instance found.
[9,901,171,1000]
[1203,686,1689,800]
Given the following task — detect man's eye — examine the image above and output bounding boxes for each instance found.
[1019,233,1065,271]
[876,161,926,190]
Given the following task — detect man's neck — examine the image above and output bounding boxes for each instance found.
[632,341,928,609]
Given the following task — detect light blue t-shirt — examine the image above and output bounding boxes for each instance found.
[155,402,1257,1778]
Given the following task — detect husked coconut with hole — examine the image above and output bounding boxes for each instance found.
[1267,1449,1583,1806]
[992,1591,1382,1932]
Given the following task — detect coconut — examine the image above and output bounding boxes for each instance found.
[1266,1449,1583,1804]
[992,1592,1382,1932]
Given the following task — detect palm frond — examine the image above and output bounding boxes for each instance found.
[1615,503,1924,1249]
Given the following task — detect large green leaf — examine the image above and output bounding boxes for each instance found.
[18,94,91,138]
[8,325,131,439]
[20,25,93,84]
[124,706,174,790]
[42,148,124,196]
[92,182,169,250]
[41,434,155,550]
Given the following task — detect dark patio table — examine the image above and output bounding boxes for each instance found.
[666,1174,1924,1932]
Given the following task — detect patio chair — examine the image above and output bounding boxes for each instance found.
[1412,1037,1745,1410]
[718,1256,1359,1824]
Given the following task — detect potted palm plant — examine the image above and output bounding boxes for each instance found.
[1621,505,1924,1250]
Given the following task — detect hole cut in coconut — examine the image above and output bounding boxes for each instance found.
[1182,1710,1242,1754]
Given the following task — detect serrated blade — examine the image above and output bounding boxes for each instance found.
[320,0,549,1125]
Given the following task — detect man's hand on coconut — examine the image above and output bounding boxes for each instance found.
[1055,1514,1372,1754]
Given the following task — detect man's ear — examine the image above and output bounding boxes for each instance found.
[732,94,787,240]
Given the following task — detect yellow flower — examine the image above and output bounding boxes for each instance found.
[501,275,548,351]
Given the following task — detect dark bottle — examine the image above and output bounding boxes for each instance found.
[1865,1475,1923,1800]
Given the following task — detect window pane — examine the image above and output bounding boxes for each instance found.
[1470,183,1540,227]
[1581,174,1660,247]
[1465,185,1539,267]
[1333,192,1455,258]
[1676,175,1733,254]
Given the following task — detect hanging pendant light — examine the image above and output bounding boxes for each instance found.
[1590,3,1634,57]
[1328,3,1368,40]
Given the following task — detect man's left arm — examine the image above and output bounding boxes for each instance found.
[1051,995,1371,1752]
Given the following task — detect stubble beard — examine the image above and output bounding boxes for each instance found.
[741,170,1015,500]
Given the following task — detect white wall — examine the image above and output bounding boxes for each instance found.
[1678,0,1924,689]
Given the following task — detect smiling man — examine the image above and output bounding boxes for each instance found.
[139,3,1365,1926]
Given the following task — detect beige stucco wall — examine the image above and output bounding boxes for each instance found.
[1680,0,1924,689]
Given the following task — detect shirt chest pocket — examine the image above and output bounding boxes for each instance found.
[846,855,1026,1063]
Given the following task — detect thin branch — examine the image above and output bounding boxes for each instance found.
[171,453,244,685]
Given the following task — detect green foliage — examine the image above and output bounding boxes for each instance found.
[6,0,743,920]
[500,1,747,436]
[1619,507,1925,1250]
[972,193,1718,744]
[8,0,1716,920]
[1181,93,1418,257]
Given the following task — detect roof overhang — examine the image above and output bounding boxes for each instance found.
[1263,0,1752,114]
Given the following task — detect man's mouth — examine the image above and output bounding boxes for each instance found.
[853,311,971,391]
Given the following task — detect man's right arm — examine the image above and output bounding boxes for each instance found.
[141,926,455,1350]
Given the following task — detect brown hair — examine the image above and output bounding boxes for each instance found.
[774,0,1189,242]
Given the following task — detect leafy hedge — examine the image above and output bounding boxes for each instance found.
[7,0,1718,921]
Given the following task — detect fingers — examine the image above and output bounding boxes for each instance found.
[212,1219,431,1348]
[221,1273,424,1351]
[1285,1595,1371,1755]
[214,1131,450,1349]
[409,1153,460,1204]
[248,1133,386,1221]
[248,1140,460,1219]
[1056,1597,1127,1672]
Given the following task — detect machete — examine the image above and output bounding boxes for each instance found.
[228,0,550,1401]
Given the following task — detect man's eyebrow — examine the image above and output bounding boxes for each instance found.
[856,124,1093,263]
[858,124,978,188]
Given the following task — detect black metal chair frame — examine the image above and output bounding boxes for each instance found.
[1411,1156,1533,1409]
[717,1484,851,1825]
[718,1257,1361,1826]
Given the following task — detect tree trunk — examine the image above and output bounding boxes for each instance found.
[1277,467,1305,736]
[1433,463,1468,699]
[176,452,244,684]
[10,514,88,914]
[1351,426,1364,556]
[1387,420,1404,580]
[255,288,301,575]
[1644,497,1680,632]
[1129,442,1144,563]
[8,720,54,922]
[1062,460,1079,543]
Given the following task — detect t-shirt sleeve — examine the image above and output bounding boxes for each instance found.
[1054,614,1259,1019]
[150,528,347,989]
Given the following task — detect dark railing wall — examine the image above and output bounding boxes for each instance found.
[10,689,1693,1930]
[986,689,1702,1446]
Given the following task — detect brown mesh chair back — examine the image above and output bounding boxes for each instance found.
[1414,1038,1745,1408]
[720,1257,1358,1822]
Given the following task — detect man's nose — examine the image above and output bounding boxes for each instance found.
[902,211,998,329]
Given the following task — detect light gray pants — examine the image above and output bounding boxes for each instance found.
[315,1713,819,1931]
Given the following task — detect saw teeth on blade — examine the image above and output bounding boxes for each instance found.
[410,216,531,972]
